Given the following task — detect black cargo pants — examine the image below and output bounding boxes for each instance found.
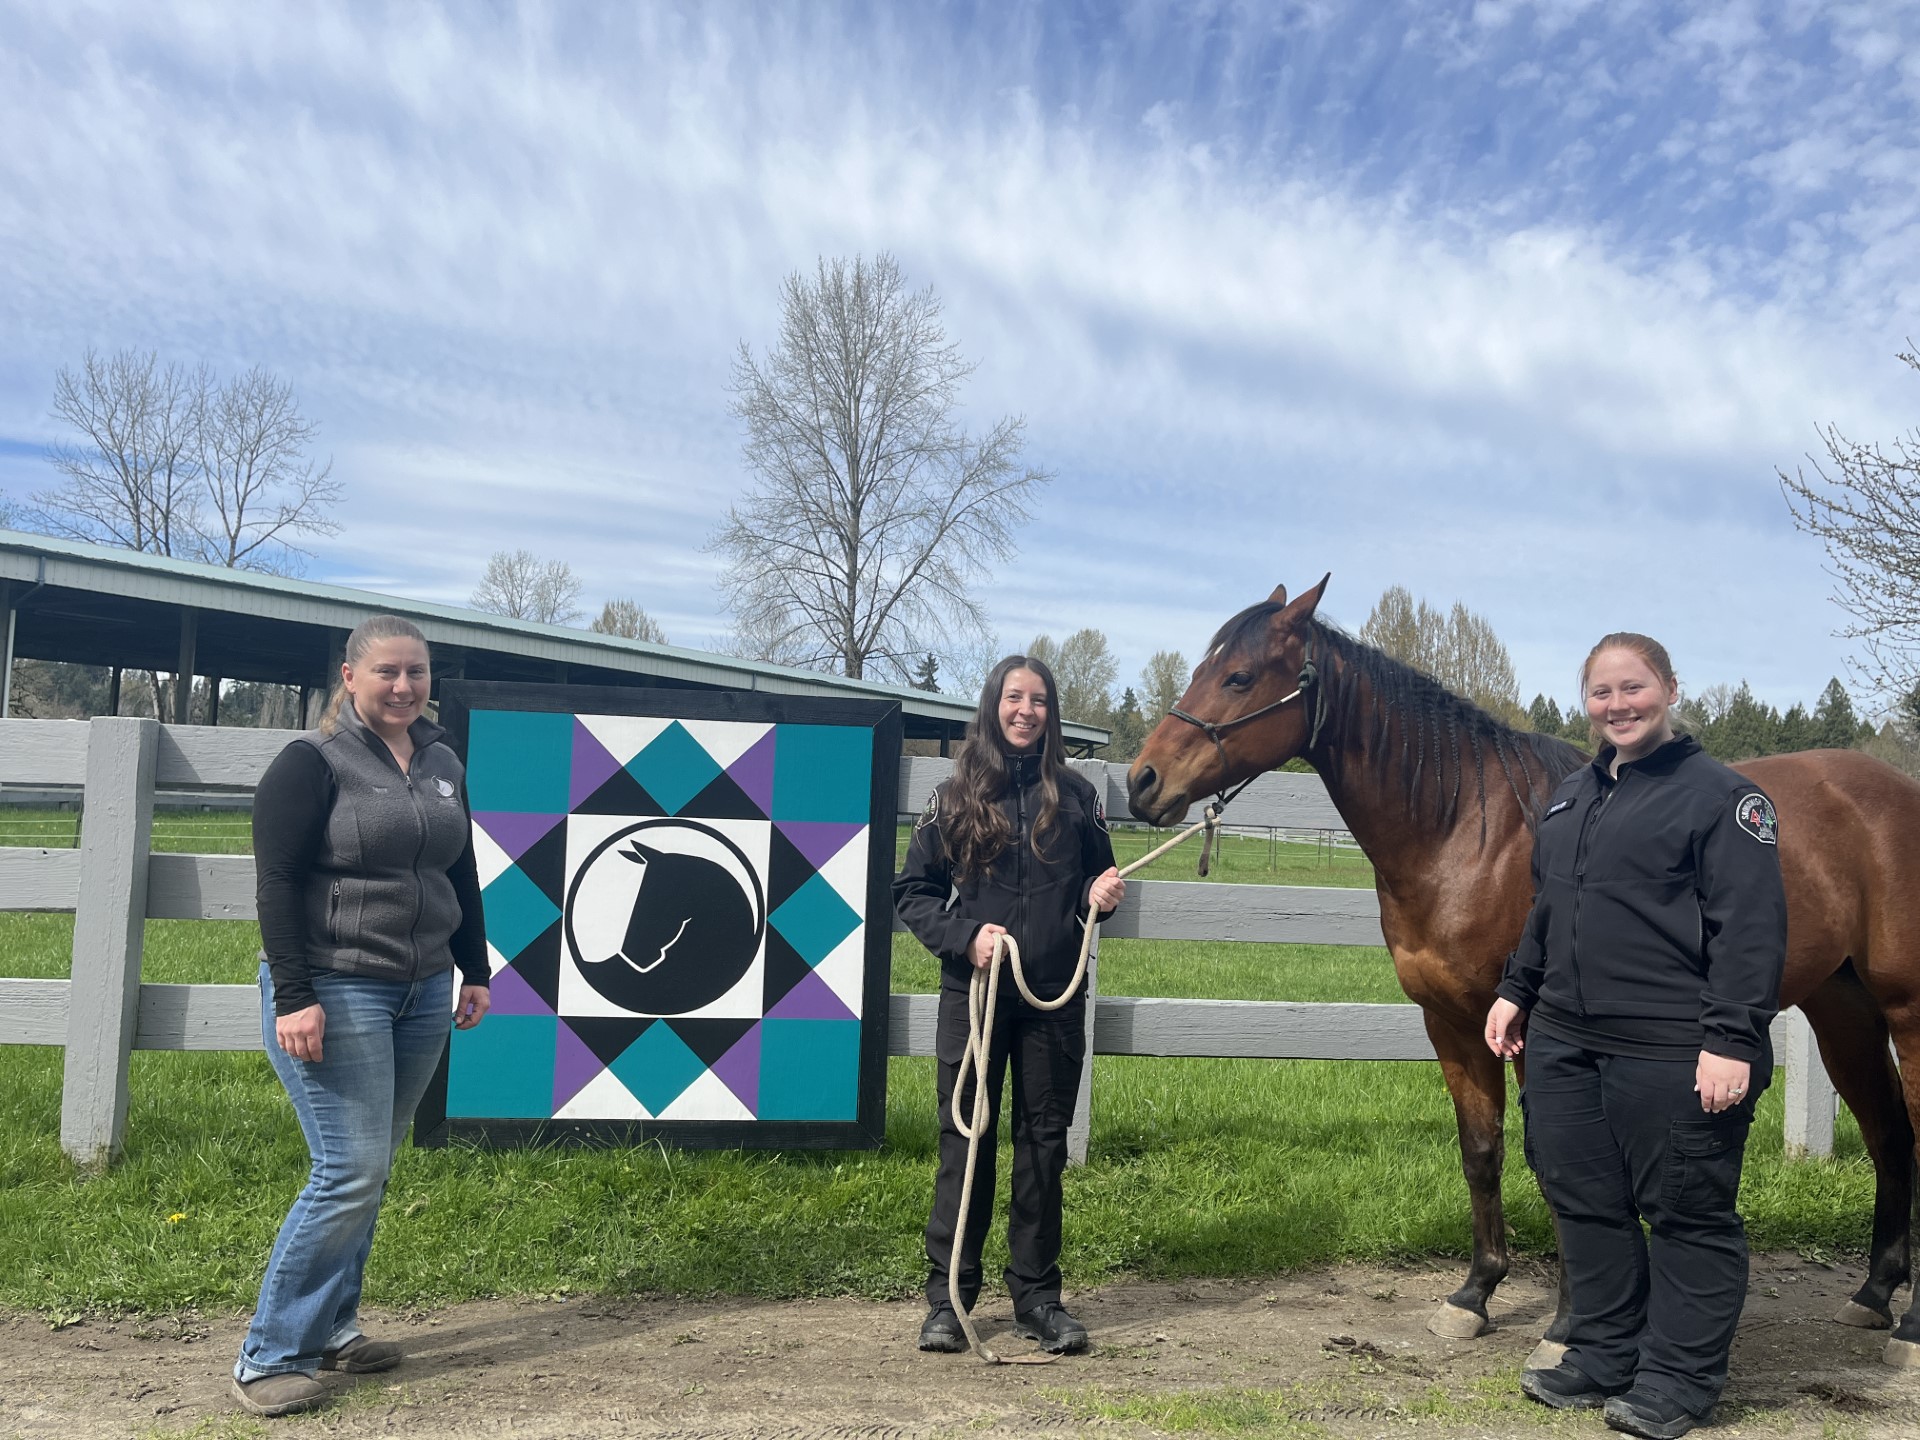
[924,975,1086,1315]
[1522,1024,1768,1416]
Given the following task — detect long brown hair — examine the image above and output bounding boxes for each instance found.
[944,655,1070,884]
[319,615,431,735]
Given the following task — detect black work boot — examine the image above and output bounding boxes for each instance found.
[917,1305,967,1353]
[1012,1301,1089,1353]
[1521,1361,1627,1410]
[1604,1389,1699,1439]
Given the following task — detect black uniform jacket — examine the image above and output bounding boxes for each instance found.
[1496,734,1786,1064]
[893,754,1119,1001]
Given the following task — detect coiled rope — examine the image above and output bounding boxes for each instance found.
[946,803,1223,1363]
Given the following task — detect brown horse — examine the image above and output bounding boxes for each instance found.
[1127,577,1920,1367]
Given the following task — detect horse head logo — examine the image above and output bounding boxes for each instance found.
[564,821,766,1014]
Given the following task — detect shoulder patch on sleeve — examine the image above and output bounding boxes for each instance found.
[1093,793,1108,833]
[1735,792,1778,845]
[915,787,940,831]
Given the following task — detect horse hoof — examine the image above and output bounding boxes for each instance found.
[1834,1300,1893,1330]
[1525,1339,1569,1371]
[1427,1302,1488,1340]
[1882,1337,1920,1369]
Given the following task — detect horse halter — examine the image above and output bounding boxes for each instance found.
[1165,631,1321,811]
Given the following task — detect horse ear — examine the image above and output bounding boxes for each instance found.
[1282,573,1330,619]
[1267,583,1289,606]
[620,842,654,865]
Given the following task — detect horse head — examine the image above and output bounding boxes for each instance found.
[1128,574,1330,826]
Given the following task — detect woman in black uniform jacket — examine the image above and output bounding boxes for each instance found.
[894,655,1124,1354]
[1486,633,1786,1440]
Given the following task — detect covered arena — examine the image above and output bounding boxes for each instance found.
[0,529,1107,754]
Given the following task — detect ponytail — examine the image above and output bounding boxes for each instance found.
[318,615,430,734]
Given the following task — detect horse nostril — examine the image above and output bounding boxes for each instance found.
[1133,765,1157,794]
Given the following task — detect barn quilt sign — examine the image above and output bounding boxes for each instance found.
[417,682,902,1149]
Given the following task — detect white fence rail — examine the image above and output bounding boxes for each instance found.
[0,718,1840,1166]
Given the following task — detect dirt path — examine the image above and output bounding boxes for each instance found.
[5,1254,1918,1438]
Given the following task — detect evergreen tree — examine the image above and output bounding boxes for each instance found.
[1717,683,1780,760]
[1776,702,1817,753]
[1104,687,1148,762]
[1526,693,1563,734]
[1812,677,1859,750]
[911,653,939,692]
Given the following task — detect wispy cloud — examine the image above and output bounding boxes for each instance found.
[1,0,1915,708]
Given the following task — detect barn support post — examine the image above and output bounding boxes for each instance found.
[60,716,159,1168]
[205,675,222,726]
[173,609,198,725]
[108,666,122,717]
[0,578,14,720]
[1781,1007,1836,1160]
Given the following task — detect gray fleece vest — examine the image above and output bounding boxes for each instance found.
[296,706,471,985]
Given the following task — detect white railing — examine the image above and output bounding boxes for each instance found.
[0,719,1840,1167]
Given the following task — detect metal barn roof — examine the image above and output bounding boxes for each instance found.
[0,529,1109,751]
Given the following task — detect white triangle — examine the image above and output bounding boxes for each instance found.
[578,713,673,767]
[657,1067,755,1122]
[676,719,775,773]
[471,822,514,887]
[554,1063,650,1121]
[811,931,866,1019]
[814,828,872,912]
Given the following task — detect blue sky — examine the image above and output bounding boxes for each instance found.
[3,0,1916,711]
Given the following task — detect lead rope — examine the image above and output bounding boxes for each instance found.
[946,803,1224,1363]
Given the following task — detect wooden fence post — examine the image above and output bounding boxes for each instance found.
[1065,759,1108,1166]
[1781,1007,1836,1160]
[60,716,159,1168]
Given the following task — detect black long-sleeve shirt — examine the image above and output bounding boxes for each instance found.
[1496,734,1786,1063]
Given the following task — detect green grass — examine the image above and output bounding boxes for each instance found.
[0,810,1877,1317]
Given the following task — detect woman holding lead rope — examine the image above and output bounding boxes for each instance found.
[894,655,1124,1355]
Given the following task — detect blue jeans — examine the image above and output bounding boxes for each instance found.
[236,963,452,1380]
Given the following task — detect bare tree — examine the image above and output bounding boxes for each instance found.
[710,253,1051,681]
[1780,347,1920,696]
[1027,629,1117,726]
[1360,585,1523,723]
[1139,649,1191,722]
[471,550,583,625]
[193,365,341,570]
[590,597,668,644]
[29,348,338,574]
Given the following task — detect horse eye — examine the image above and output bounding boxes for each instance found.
[1225,671,1253,689]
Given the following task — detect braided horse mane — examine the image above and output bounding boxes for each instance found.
[1207,604,1589,844]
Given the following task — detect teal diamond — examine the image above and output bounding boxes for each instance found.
[625,722,722,816]
[769,872,861,967]
[480,864,562,962]
[608,1020,708,1115]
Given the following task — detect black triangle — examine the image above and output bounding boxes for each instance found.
[508,918,564,1010]
[762,929,813,1011]
[767,825,816,909]
[566,1016,656,1067]
[667,1018,757,1068]
[574,766,666,817]
[514,823,570,908]
[681,769,768,821]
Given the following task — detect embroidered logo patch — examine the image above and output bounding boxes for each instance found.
[1094,796,1109,833]
[1736,793,1777,845]
[1544,798,1575,819]
[434,777,456,798]
[915,788,940,831]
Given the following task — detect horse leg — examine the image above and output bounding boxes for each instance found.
[1510,1047,1574,1369]
[1874,992,1920,1368]
[1799,969,1913,1330]
[1423,1011,1509,1339]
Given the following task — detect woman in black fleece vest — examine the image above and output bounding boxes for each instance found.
[232,616,491,1418]
[894,654,1123,1355]
[1486,633,1786,1440]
